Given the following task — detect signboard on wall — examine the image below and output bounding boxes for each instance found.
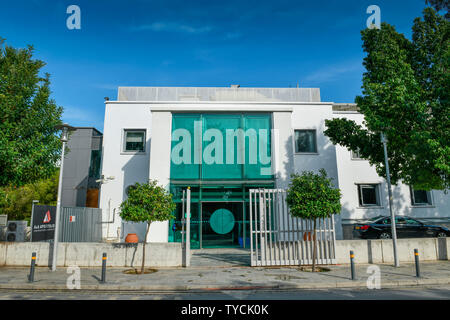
[31,205,56,242]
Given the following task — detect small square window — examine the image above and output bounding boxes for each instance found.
[410,187,432,206]
[351,148,363,160]
[357,184,380,207]
[123,130,146,152]
[294,130,317,153]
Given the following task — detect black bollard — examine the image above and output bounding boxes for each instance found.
[101,253,107,283]
[414,249,421,278]
[350,250,356,280]
[28,252,36,282]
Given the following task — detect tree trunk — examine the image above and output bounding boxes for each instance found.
[312,219,317,272]
[141,221,151,274]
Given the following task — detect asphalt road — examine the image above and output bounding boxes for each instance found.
[0,285,449,300]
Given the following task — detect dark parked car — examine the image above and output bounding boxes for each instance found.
[353,216,450,239]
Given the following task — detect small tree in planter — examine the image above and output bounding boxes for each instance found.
[286,169,342,272]
[120,180,176,274]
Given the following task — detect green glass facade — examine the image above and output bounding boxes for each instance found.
[168,113,274,248]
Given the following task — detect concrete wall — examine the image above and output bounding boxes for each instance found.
[335,238,450,264]
[1,239,447,267]
[0,242,183,267]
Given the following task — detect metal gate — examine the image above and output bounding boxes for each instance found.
[59,207,102,242]
[249,189,337,266]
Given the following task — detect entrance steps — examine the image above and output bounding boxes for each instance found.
[190,248,251,267]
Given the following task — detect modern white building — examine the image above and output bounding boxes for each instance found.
[98,86,450,245]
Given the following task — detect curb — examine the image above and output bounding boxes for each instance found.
[0,277,449,292]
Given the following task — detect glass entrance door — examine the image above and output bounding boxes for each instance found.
[201,202,244,248]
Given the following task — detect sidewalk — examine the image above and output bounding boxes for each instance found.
[0,261,449,292]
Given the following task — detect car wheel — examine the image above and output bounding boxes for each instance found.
[379,232,391,239]
[436,232,447,238]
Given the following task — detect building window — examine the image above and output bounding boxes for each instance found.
[123,130,146,152]
[351,148,363,160]
[410,187,432,206]
[357,184,381,207]
[294,130,317,153]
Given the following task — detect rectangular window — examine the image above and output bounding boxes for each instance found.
[294,130,317,153]
[357,184,381,207]
[123,129,146,152]
[351,148,363,160]
[410,187,432,206]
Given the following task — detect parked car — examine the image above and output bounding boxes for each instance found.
[353,216,450,239]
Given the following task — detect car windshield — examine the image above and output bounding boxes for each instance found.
[405,218,423,224]
[367,216,386,224]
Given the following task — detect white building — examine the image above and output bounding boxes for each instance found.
[98,86,450,245]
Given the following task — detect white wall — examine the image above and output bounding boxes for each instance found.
[273,112,294,189]
[334,112,450,224]
[147,111,173,242]
[290,104,343,239]
[99,101,449,244]
[99,103,152,242]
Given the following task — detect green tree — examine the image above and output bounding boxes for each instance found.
[324,7,449,191]
[119,180,176,274]
[426,0,449,18]
[0,170,59,221]
[0,37,63,187]
[286,169,341,272]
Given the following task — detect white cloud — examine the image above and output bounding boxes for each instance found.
[62,105,104,129]
[130,22,213,34]
[303,61,363,84]
[224,32,242,40]
[91,83,119,90]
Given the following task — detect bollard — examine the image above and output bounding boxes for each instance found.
[350,250,356,280]
[414,249,421,278]
[28,252,36,282]
[101,253,107,283]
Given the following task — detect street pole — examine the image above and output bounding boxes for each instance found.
[30,200,39,242]
[52,123,74,272]
[381,132,399,267]
[52,140,66,271]
[186,187,191,267]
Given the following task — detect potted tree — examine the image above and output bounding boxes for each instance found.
[120,180,176,274]
[286,169,342,272]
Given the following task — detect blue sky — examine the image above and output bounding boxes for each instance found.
[0,0,430,131]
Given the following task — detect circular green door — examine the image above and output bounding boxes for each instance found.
[209,209,235,234]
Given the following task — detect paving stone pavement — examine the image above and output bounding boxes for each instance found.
[0,257,449,292]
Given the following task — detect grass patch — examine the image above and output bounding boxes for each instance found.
[122,268,158,275]
[297,266,331,272]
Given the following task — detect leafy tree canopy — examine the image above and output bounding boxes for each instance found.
[0,169,59,221]
[286,169,342,220]
[120,180,176,224]
[0,37,63,187]
[426,0,449,18]
[120,180,176,274]
[324,8,449,191]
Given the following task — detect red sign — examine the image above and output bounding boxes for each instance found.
[43,210,51,223]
